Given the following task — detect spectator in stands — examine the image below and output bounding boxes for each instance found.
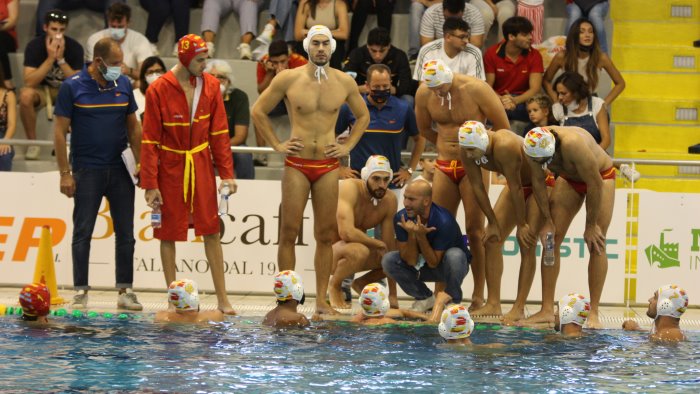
[20,10,83,160]
[517,0,543,45]
[206,59,255,180]
[523,93,555,133]
[265,0,298,43]
[484,16,543,131]
[471,0,516,42]
[139,0,191,57]
[414,18,485,82]
[294,0,349,70]
[420,0,485,49]
[543,18,625,108]
[335,64,425,188]
[0,63,15,171]
[201,0,261,60]
[347,0,395,53]
[86,3,154,85]
[134,56,165,121]
[565,0,609,54]
[409,0,442,62]
[551,71,609,149]
[344,27,414,106]
[0,0,17,89]
[35,0,125,36]
[255,39,308,166]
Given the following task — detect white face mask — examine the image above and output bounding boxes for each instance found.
[145,72,162,85]
[219,84,227,95]
[110,27,126,41]
[566,100,581,113]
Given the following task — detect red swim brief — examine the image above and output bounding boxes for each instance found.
[435,159,466,184]
[522,174,556,201]
[284,156,340,183]
[561,167,616,195]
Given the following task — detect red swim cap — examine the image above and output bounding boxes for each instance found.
[177,34,208,68]
[19,283,51,317]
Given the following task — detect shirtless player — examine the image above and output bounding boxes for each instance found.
[414,59,510,310]
[252,25,370,315]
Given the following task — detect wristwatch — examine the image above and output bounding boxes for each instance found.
[406,167,413,175]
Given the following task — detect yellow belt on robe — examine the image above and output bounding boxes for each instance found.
[160,141,209,211]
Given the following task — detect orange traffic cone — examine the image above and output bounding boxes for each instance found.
[33,225,65,305]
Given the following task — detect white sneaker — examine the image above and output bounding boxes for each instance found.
[117,291,143,311]
[72,293,88,309]
[619,164,641,182]
[206,41,215,57]
[25,145,40,160]
[149,42,160,56]
[410,295,435,313]
[256,23,275,45]
[172,43,179,57]
[238,43,253,60]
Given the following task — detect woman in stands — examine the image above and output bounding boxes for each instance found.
[134,56,166,122]
[294,0,349,69]
[0,64,16,171]
[543,18,625,108]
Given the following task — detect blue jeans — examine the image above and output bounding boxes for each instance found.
[139,0,191,44]
[409,1,427,58]
[507,101,530,123]
[233,149,255,179]
[0,146,13,171]
[381,247,470,302]
[72,166,135,290]
[269,0,298,42]
[566,1,609,54]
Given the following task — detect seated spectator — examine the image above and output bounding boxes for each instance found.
[543,18,625,108]
[414,18,485,82]
[263,270,310,328]
[471,0,516,42]
[155,279,224,323]
[201,0,261,60]
[409,0,443,62]
[19,283,51,325]
[381,180,471,313]
[343,27,414,106]
[347,0,394,53]
[420,0,485,49]
[35,0,125,36]
[565,0,609,54]
[265,0,298,43]
[86,3,154,85]
[551,71,609,149]
[523,93,555,134]
[133,56,166,121]
[622,284,688,342]
[0,64,15,171]
[20,9,83,160]
[553,293,590,337]
[255,39,308,166]
[294,0,349,70]
[139,0,191,56]
[517,0,544,45]
[0,0,18,88]
[484,16,543,131]
[206,59,255,180]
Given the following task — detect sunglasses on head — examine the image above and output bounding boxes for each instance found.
[46,11,69,23]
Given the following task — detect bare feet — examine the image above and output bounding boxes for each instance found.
[468,297,484,312]
[470,303,503,317]
[501,307,525,326]
[218,302,237,316]
[329,285,351,309]
[388,295,399,309]
[516,309,555,327]
[586,312,603,329]
[435,291,452,307]
[316,300,340,316]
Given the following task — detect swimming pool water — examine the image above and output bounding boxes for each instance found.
[1,317,699,393]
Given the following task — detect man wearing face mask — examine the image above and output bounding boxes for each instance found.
[328,155,398,309]
[53,38,143,311]
[335,64,425,190]
[85,3,154,84]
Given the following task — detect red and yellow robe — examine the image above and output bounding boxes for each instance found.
[140,71,233,241]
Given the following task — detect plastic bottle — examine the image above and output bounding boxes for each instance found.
[543,232,555,266]
[151,202,162,229]
[218,185,230,216]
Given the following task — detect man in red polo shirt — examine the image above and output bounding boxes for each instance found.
[484,16,543,135]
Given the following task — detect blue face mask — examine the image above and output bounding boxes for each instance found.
[109,27,126,41]
[99,61,122,82]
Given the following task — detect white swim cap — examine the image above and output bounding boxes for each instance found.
[523,127,556,158]
[168,279,200,311]
[558,293,590,329]
[458,121,489,152]
[361,155,392,181]
[656,284,688,319]
[438,304,475,340]
[303,25,336,54]
[359,283,390,317]
[273,270,305,303]
[421,59,453,88]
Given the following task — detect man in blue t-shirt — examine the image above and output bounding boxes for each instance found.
[336,64,425,191]
[382,180,471,313]
[53,38,143,312]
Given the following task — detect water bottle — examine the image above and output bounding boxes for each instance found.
[151,202,162,229]
[218,185,230,216]
[543,232,555,266]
